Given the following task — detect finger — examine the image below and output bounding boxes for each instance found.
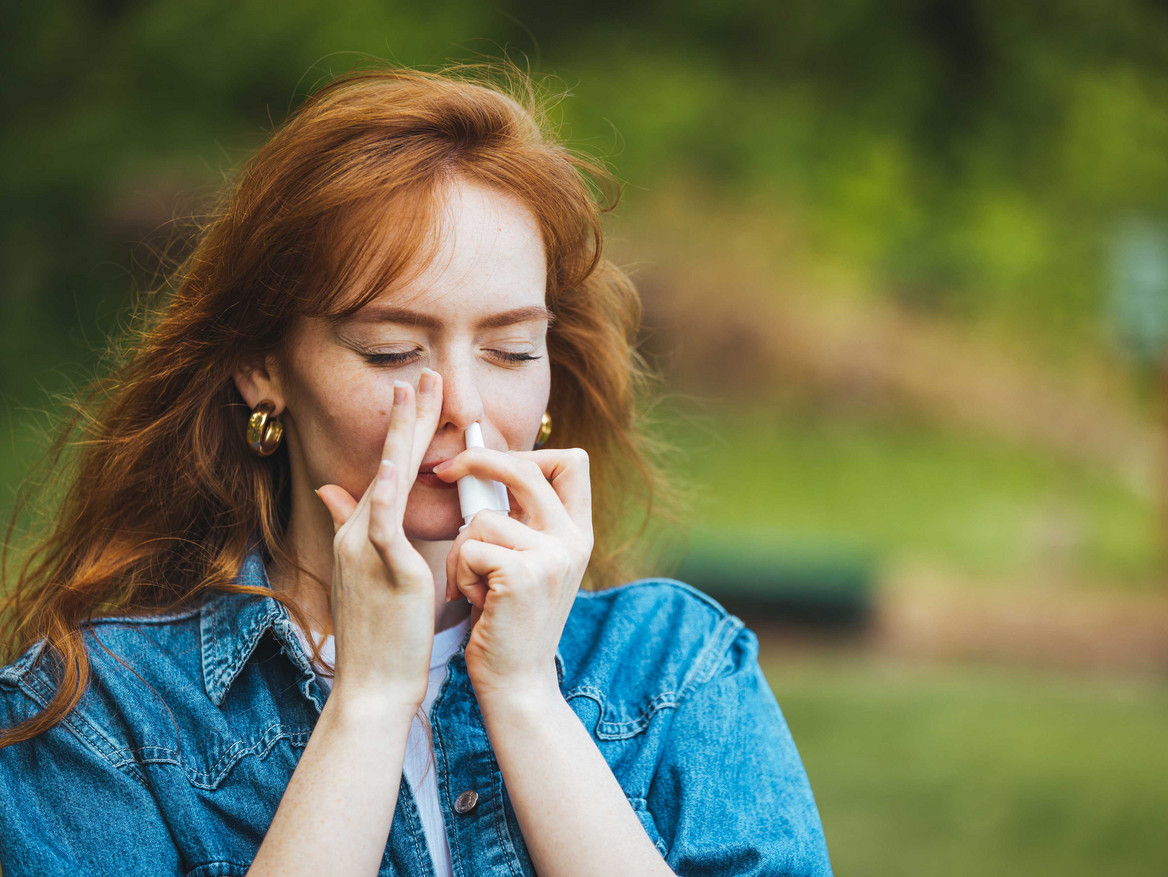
[337,379,422,543]
[453,578,487,609]
[382,380,417,520]
[444,509,539,601]
[320,446,389,540]
[315,485,356,534]
[462,508,542,551]
[445,521,474,602]
[505,449,593,537]
[432,448,568,531]
[409,368,444,476]
[506,487,529,524]
[366,459,409,576]
[458,538,513,582]
[453,539,514,608]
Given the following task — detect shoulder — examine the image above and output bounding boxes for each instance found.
[558,577,754,737]
[1,603,205,693]
[567,576,745,656]
[0,604,207,758]
[0,624,199,877]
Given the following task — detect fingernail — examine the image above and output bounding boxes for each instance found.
[379,459,394,476]
[432,459,451,473]
[313,488,321,498]
[393,380,409,404]
[419,368,438,394]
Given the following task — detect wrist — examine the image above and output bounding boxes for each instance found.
[327,682,424,729]
[471,672,563,722]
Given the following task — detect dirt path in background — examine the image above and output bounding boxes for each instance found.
[752,574,1168,676]
[869,574,1168,674]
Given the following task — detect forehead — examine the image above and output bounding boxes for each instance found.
[343,176,548,326]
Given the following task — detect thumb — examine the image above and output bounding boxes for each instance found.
[315,484,357,534]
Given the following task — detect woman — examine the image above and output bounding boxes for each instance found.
[0,63,833,876]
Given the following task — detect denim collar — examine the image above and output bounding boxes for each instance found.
[200,547,565,706]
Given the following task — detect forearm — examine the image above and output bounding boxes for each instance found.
[478,687,675,877]
[247,690,417,877]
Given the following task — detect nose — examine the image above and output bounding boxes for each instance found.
[434,356,484,434]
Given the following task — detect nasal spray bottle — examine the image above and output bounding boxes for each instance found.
[456,421,510,532]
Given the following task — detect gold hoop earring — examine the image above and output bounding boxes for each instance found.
[533,410,552,450]
[247,400,284,456]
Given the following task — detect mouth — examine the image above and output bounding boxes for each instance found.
[416,457,456,490]
[416,470,457,490]
[419,457,452,475]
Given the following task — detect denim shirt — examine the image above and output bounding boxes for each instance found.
[0,548,833,877]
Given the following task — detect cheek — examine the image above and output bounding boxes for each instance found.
[294,371,395,482]
[485,368,550,447]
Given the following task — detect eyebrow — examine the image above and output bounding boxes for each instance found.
[346,304,556,330]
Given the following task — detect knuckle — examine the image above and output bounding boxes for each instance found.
[484,507,510,525]
[334,533,360,563]
[562,535,589,563]
[369,513,397,541]
[568,447,589,468]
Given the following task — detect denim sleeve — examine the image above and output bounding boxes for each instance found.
[0,683,182,877]
[648,625,834,877]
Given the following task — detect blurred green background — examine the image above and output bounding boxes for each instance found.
[3,1,1168,873]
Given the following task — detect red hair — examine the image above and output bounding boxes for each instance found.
[0,61,684,749]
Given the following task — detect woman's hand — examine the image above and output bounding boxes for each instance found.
[432,447,594,704]
[314,370,444,711]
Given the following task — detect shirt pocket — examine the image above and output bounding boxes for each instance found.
[589,688,682,741]
[158,718,312,791]
[628,795,669,858]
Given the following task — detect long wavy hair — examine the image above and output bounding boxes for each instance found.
[0,61,686,749]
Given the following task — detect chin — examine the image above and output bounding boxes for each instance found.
[402,493,464,542]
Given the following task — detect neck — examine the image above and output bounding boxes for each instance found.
[268,492,472,636]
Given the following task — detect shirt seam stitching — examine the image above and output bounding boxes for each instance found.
[13,670,152,789]
[683,613,745,694]
[82,605,203,625]
[103,723,313,789]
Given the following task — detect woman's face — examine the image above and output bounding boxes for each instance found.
[266,175,552,541]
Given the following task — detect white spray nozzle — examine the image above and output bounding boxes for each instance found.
[457,422,510,532]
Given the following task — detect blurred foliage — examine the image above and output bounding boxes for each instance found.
[4,0,1168,399]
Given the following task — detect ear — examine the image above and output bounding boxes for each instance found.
[233,354,286,414]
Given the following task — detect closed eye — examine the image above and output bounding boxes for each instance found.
[362,351,417,365]
[362,350,542,366]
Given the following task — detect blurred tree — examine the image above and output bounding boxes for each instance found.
[2,0,1168,391]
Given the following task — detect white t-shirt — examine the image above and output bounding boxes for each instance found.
[290,615,473,877]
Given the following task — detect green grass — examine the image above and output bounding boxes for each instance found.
[762,652,1168,877]
[657,401,1157,588]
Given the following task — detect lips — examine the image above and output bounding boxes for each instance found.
[416,471,458,489]
[417,454,459,490]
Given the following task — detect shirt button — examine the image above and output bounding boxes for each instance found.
[454,790,480,814]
